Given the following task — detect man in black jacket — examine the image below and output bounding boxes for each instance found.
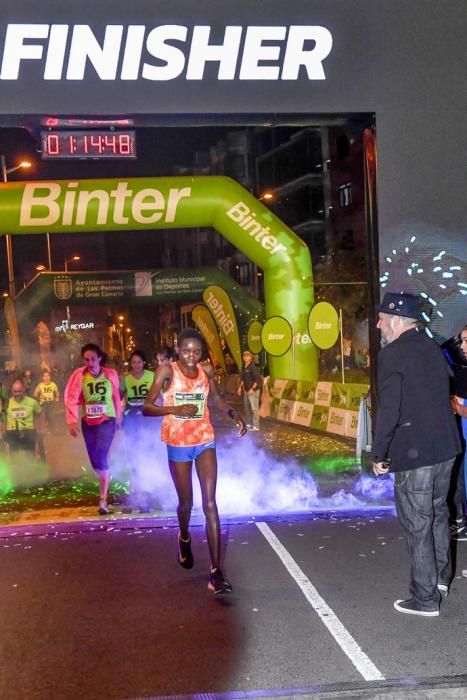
[372,292,461,617]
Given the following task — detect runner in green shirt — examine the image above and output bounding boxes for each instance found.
[33,370,60,435]
[120,350,155,510]
[5,379,41,458]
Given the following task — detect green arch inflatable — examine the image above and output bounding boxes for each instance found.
[0,175,317,380]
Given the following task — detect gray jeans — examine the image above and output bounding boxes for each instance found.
[394,459,454,609]
[243,389,260,429]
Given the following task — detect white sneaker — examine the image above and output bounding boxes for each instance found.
[437,583,449,598]
[462,570,467,578]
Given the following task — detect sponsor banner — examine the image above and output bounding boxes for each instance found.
[330,383,348,409]
[296,381,316,403]
[292,401,314,427]
[345,410,360,439]
[247,320,263,354]
[260,380,369,440]
[269,379,289,399]
[261,316,292,356]
[281,380,299,401]
[346,383,369,412]
[277,399,295,423]
[308,301,339,349]
[326,407,347,436]
[314,381,332,406]
[310,404,329,431]
[192,304,226,370]
[203,285,242,369]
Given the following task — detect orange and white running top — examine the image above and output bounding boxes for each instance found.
[161,362,214,447]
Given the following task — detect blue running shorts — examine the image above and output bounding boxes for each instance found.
[166,441,216,462]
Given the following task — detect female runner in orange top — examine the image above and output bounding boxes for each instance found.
[144,328,246,594]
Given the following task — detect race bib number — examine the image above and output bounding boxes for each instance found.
[42,391,54,402]
[128,397,144,406]
[174,392,205,420]
[12,409,27,419]
[85,403,106,418]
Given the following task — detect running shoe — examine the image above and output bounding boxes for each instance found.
[98,501,113,515]
[178,533,194,569]
[462,570,467,578]
[449,519,465,537]
[208,568,233,595]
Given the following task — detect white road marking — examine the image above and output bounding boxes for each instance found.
[256,521,384,682]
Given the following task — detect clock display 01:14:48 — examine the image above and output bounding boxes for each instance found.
[40,130,137,159]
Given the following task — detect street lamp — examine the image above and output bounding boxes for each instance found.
[64,255,81,272]
[1,155,33,298]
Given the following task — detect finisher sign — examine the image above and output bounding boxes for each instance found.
[0,175,316,382]
[0,24,333,82]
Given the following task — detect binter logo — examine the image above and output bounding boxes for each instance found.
[226,201,288,256]
[205,291,235,337]
[0,24,333,82]
[19,182,191,227]
[196,317,216,346]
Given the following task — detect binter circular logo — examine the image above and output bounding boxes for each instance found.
[247,320,264,354]
[308,302,339,349]
[261,316,293,356]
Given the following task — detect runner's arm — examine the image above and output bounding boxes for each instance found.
[202,364,247,436]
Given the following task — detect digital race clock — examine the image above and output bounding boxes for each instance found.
[40,130,136,159]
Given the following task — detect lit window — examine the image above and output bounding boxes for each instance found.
[339,182,352,207]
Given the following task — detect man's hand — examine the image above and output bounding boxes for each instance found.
[452,395,467,418]
[373,461,390,476]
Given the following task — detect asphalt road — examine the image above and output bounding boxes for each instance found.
[1,513,466,700]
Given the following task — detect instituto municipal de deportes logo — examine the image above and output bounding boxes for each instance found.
[54,277,73,300]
